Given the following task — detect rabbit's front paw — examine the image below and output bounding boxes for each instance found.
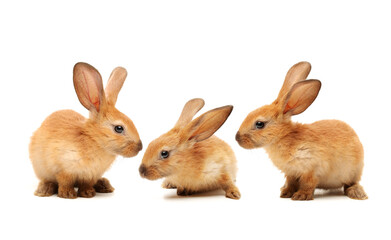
[280,187,295,198]
[291,190,313,201]
[58,187,77,199]
[162,181,177,189]
[225,188,241,200]
[345,184,368,200]
[34,182,58,197]
[94,178,114,193]
[177,188,195,196]
[78,188,96,198]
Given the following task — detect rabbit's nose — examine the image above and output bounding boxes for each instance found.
[139,164,147,176]
[137,141,143,151]
[235,131,241,142]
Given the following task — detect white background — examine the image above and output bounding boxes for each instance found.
[1,1,390,239]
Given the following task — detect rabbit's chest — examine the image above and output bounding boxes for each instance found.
[267,145,316,175]
[61,150,116,180]
[83,155,115,177]
[168,161,223,191]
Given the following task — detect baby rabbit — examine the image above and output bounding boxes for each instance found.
[139,98,240,199]
[29,62,142,199]
[236,62,367,200]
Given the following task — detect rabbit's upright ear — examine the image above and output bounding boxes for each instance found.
[181,105,233,142]
[277,61,311,101]
[73,62,105,112]
[105,67,127,106]
[174,98,205,128]
[283,80,321,116]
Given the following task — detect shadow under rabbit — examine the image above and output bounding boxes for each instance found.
[313,189,347,200]
[164,189,227,200]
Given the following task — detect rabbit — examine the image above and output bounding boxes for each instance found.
[235,61,367,200]
[139,98,240,199]
[29,62,142,199]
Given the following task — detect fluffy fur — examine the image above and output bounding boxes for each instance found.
[139,98,240,199]
[29,62,142,199]
[236,61,367,200]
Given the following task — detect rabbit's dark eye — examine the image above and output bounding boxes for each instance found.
[255,121,265,129]
[160,150,169,159]
[114,125,124,133]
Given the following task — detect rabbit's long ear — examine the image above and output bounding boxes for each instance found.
[105,67,127,106]
[282,80,321,116]
[174,98,205,128]
[277,61,311,101]
[181,105,233,142]
[73,62,105,113]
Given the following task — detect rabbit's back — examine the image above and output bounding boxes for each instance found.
[309,120,364,188]
[267,120,364,189]
[165,136,238,193]
[29,110,86,181]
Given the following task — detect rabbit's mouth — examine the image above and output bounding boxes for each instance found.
[139,164,165,180]
[117,140,143,157]
[235,132,259,149]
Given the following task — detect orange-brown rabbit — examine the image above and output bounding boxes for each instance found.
[236,62,367,200]
[139,98,240,199]
[29,62,142,199]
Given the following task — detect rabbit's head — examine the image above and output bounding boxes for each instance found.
[236,62,321,149]
[73,62,142,158]
[139,98,233,180]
